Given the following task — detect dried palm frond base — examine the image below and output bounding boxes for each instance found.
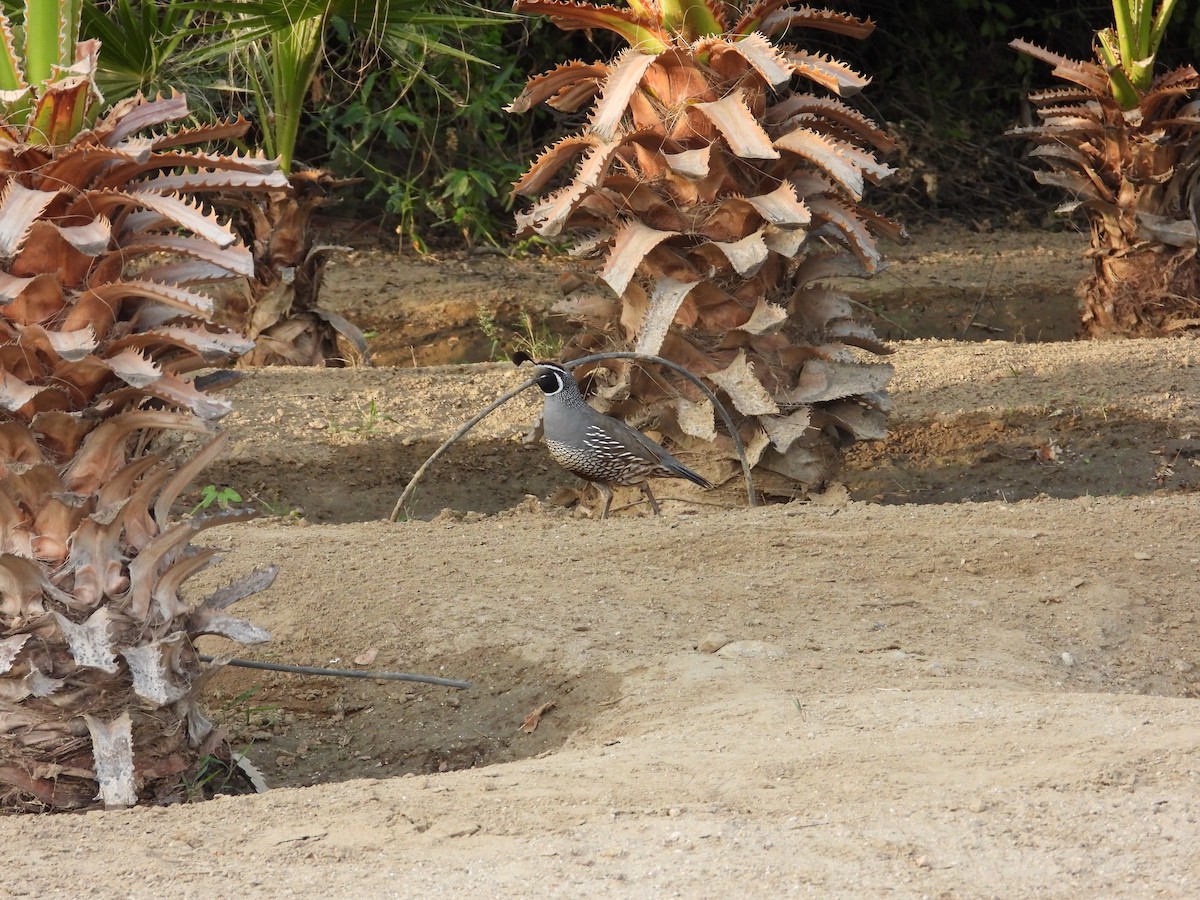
[0,429,275,811]
[0,18,282,810]
[1082,246,1200,336]
[509,1,900,497]
[217,171,371,366]
[1010,37,1200,338]
[0,710,207,812]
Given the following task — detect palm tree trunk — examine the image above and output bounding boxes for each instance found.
[1082,244,1200,336]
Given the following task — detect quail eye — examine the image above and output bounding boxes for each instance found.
[535,371,561,394]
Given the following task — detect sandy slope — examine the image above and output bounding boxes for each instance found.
[4,336,1200,898]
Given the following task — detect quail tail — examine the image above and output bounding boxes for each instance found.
[667,460,712,489]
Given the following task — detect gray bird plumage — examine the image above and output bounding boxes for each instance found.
[516,354,712,518]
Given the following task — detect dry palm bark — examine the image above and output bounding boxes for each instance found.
[509,0,901,495]
[0,36,283,810]
[216,170,370,366]
[1012,38,1200,336]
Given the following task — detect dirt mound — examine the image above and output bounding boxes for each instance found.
[7,231,1200,897]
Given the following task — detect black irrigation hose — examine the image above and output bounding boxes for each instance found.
[200,654,472,689]
[391,352,755,519]
[389,374,541,520]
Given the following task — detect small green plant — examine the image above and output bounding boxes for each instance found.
[180,685,276,800]
[329,398,397,436]
[507,234,562,258]
[432,164,509,247]
[180,737,270,801]
[353,398,394,435]
[477,306,502,360]
[192,484,243,514]
[180,686,283,800]
[180,753,237,802]
[255,495,305,520]
[220,686,280,732]
[477,307,560,362]
[516,311,561,361]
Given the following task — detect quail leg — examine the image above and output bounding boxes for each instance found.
[639,481,662,515]
[594,482,614,520]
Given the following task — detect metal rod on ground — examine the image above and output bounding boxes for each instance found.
[199,654,472,689]
[389,375,541,522]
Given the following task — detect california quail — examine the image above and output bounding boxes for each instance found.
[515,353,712,518]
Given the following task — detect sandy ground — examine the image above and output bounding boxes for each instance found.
[4,229,1200,897]
[318,224,1092,367]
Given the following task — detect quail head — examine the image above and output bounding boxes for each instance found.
[515,352,712,518]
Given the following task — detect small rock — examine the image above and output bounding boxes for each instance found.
[1134,551,1153,561]
[968,798,988,813]
[1061,652,1076,667]
[353,647,379,666]
[810,482,851,507]
[698,633,731,654]
[924,662,949,677]
[889,649,908,662]
[716,640,786,659]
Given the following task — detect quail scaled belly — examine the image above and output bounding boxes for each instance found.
[515,353,713,519]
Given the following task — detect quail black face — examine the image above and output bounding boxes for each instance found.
[533,367,565,395]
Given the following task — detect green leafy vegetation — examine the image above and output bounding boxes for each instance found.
[192,485,245,514]
[306,18,552,248]
[63,0,1200,236]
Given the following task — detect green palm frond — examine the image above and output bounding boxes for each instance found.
[176,0,507,172]
[82,0,214,104]
[1103,0,1179,106]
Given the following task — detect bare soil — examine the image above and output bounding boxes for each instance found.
[319,224,1091,369]
[5,227,1200,897]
